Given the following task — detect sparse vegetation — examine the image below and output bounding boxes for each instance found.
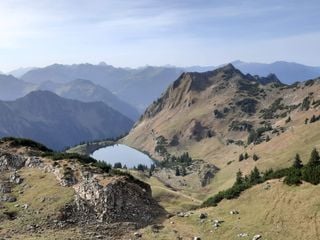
[159,152,193,169]
[301,96,311,111]
[253,153,259,161]
[42,151,112,173]
[229,120,253,132]
[204,148,320,207]
[1,137,52,152]
[236,98,258,115]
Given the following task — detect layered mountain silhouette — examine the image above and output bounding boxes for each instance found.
[21,63,184,112]
[20,61,320,113]
[231,60,320,84]
[0,74,36,101]
[38,79,140,121]
[0,91,133,150]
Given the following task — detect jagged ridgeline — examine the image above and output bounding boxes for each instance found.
[0,137,165,239]
[121,64,320,240]
[124,64,320,160]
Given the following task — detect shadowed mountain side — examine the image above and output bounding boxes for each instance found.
[0,91,133,150]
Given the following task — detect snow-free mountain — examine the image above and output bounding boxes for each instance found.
[20,61,320,113]
[0,91,133,150]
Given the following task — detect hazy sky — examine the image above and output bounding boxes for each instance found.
[0,0,319,71]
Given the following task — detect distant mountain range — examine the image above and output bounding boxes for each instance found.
[231,60,320,84]
[20,61,320,112]
[21,63,183,112]
[0,75,139,121]
[8,67,37,78]
[0,60,319,148]
[38,79,140,121]
[0,91,133,150]
[0,74,37,100]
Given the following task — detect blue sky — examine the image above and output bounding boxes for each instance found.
[0,0,319,71]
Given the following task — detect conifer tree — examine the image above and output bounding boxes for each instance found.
[308,148,320,166]
[235,169,244,185]
[293,154,303,169]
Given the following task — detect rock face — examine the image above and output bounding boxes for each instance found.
[0,153,26,171]
[69,176,165,225]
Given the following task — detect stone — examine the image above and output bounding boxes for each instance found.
[0,181,11,194]
[193,237,201,240]
[0,194,16,202]
[237,233,248,237]
[9,172,23,184]
[230,210,239,215]
[134,232,142,238]
[199,213,207,219]
[252,234,262,240]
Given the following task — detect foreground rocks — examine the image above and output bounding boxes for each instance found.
[0,140,166,238]
[65,176,165,225]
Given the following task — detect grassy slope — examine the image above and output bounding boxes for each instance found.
[140,180,320,240]
[130,171,200,213]
[203,120,320,199]
[0,168,75,238]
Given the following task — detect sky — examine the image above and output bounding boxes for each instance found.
[0,0,320,72]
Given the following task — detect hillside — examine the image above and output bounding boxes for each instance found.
[0,91,133,150]
[0,138,165,239]
[123,64,320,199]
[38,79,140,121]
[139,179,320,240]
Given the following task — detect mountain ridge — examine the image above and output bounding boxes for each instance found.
[0,90,133,150]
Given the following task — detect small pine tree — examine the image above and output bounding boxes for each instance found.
[175,167,180,176]
[244,152,249,159]
[235,169,244,185]
[181,166,187,176]
[305,118,309,124]
[293,154,303,169]
[113,162,122,169]
[249,167,261,185]
[137,164,145,171]
[310,115,317,123]
[284,168,302,186]
[308,148,320,166]
[285,116,291,123]
[253,154,259,161]
[265,135,270,142]
[239,153,244,162]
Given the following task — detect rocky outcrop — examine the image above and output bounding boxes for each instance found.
[67,176,165,226]
[0,143,165,228]
[0,152,26,171]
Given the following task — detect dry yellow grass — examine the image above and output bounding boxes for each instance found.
[140,179,320,240]
[0,168,75,237]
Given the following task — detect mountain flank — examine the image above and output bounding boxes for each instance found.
[123,64,320,200]
[0,91,133,150]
